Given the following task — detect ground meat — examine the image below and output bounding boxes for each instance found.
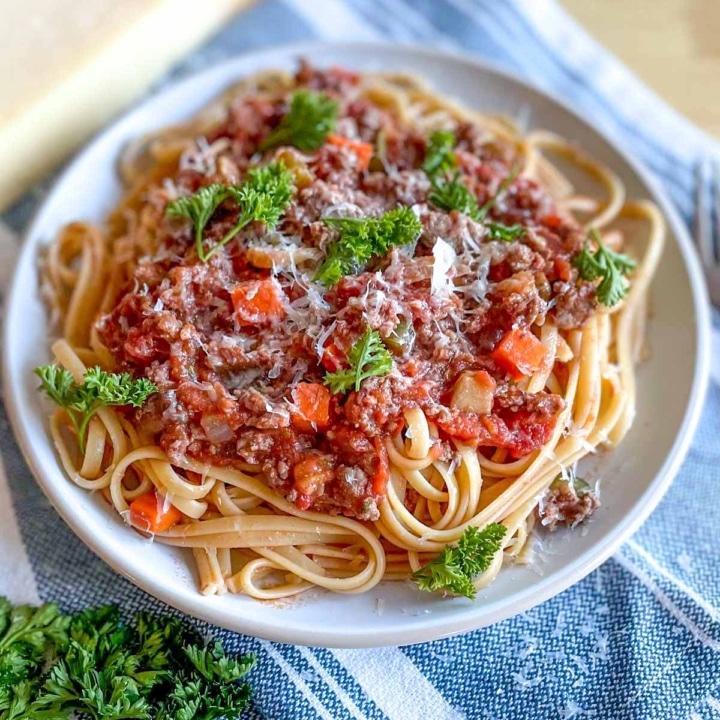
[552,281,598,329]
[537,483,600,530]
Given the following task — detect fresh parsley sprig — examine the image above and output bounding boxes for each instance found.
[422,130,457,178]
[0,598,68,717]
[315,206,422,287]
[0,598,256,720]
[324,328,394,394]
[166,185,230,261]
[411,524,507,600]
[573,228,637,307]
[428,161,520,227]
[485,222,525,242]
[429,173,481,220]
[35,365,157,453]
[259,89,339,152]
[166,161,294,262]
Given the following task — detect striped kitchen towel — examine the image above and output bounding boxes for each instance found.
[2,1,720,718]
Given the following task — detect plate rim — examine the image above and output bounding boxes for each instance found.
[2,40,712,648]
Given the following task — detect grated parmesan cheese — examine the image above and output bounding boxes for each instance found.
[431,237,456,296]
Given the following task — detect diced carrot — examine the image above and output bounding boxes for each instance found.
[491,328,548,381]
[129,491,183,533]
[372,437,390,496]
[231,279,286,326]
[293,454,334,500]
[327,134,373,171]
[291,382,332,432]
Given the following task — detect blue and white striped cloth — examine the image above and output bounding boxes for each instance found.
[2,1,720,718]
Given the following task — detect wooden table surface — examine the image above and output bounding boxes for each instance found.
[562,0,720,138]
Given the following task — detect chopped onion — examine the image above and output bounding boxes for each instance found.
[200,415,234,443]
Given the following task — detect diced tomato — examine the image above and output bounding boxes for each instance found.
[291,382,332,432]
[231,279,285,326]
[371,437,390,496]
[129,491,183,533]
[491,328,548,381]
[436,408,558,456]
[327,134,373,171]
[554,256,572,282]
[320,339,346,373]
[541,214,564,230]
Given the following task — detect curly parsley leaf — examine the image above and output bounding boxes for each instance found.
[429,173,480,219]
[315,206,422,287]
[429,163,520,227]
[324,328,394,394]
[573,228,637,307]
[422,130,457,178]
[411,524,507,600]
[166,184,229,261]
[35,366,157,453]
[0,599,68,715]
[167,161,294,262]
[259,89,339,152]
[0,596,256,720]
[206,161,295,261]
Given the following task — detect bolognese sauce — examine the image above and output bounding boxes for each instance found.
[97,63,597,523]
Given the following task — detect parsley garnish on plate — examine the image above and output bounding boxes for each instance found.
[421,128,523,241]
[0,597,254,720]
[35,365,157,453]
[324,328,394,394]
[315,206,422,287]
[166,161,294,262]
[485,221,525,242]
[429,173,481,220]
[411,524,507,600]
[422,129,457,178]
[427,153,521,228]
[259,89,339,152]
[573,228,637,306]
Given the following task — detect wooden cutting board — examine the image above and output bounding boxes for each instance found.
[0,0,253,212]
[563,0,720,139]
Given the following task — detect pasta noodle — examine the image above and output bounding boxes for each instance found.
[38,65,663,601]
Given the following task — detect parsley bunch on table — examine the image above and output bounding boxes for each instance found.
[0,597,255,720]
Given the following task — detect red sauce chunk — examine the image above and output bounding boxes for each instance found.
[97,64,597,522]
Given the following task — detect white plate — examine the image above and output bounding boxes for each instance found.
[2,43,711,648]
